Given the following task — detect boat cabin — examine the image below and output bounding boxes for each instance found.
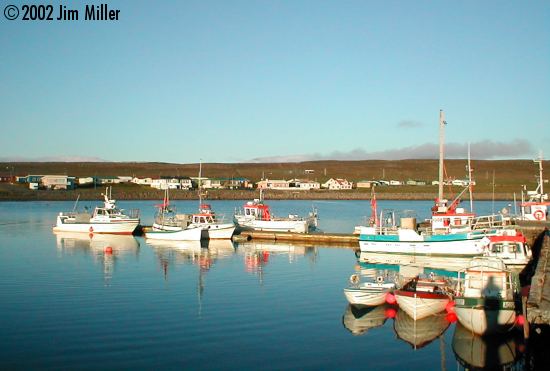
[458,258,514,299]
[242,200,271,221]
[431,199,475,234]
[484,234,531,265]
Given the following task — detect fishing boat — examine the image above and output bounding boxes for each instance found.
[186,162,236,239]
[393,309,451,349]
[53,187,140,235]
[453,257,519,335]
[342,304,388,336]
[359,110,510,256]
[344,273,396,307]
[394,273,453,320]
[234,190,318,233]
[145,189,202,241]
[516,155,549,222]
[483,233,531,267]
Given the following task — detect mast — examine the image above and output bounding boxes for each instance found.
[438,110,446,202]
[535,152,544,196]
[198,159,202,207]
[468,143,474,213]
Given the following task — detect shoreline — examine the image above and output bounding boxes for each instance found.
[0,185,517,202]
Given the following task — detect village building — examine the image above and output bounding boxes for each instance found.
[322,178,353,190]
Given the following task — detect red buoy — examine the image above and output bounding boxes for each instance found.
[445,301,456,313]
[384,307,397,319]
[515,314,525,326]
[105,246,113,254]
[446,312,457,323]
[385,293,397,305]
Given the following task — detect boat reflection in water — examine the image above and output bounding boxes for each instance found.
[393,309,451,350]
[342,304,389,336]
[358,251,469,275]
[54,231,140,283]
[146,239,236,279]
[235,241,318,282]
[452,322,524,370]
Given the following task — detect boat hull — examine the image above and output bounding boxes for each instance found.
[454,297,517,335]
[344,287,391,307]
[359,234,485,257]
[235,218,309,233]
[53,220,139,235]
[394,290,449,320]
[144,227,202,241]
[200,223,236,239]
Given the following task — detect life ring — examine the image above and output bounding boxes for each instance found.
[533,210,545,221]
[89,226,94,233]
[376,276,384,283]
[349,274,360,284]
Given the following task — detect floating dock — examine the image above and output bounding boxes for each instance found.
[233,230,359,246]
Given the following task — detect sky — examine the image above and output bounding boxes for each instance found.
[1,0,549,163]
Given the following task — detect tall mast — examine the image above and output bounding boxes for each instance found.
[438,110,446,201]
[535,151,544,195]
[198,159,203,206]
[468,143,474,212]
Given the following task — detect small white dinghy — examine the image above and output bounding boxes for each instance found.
[344,274,396,307]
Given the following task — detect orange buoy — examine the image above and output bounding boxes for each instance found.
[105,246,113,254]
[385,293,397,305]
[445,301,456,313]
[445,312,457,323]
[384,307,397,319]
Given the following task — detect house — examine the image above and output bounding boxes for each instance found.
[322,178,353,190]
[117,176,133,183]
[201,178,223,189]
[356,180,374,189]
[151,178,182,190]
[97,176,121,184]
[256,179,291,190]
[78,177,95,185]
[406,180,418,186]
[389,180,403,186]
[41,175,76,190]
[132,177,153,185]
[288,179,321,190]
[220,177,251,189]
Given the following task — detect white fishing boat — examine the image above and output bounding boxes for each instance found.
[344,274,396,307]
[359,110,510,256]
[516,154,549,222]
[53,187,140,235]
[453,257,518,335]
[394,274,453,320]
[145,189,202,241]
[234,190,318,233]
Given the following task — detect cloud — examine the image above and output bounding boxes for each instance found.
[0,155,107,162]
[397,120,423,129]
[250,139,534,162]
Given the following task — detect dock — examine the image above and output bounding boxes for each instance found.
[234,230,359,246]
[526,230,550,325]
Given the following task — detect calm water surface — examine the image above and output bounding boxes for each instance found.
[0,200,525,370]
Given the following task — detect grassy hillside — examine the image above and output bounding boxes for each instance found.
[0,159,547,200]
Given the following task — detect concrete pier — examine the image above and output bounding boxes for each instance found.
[526,230,550,325]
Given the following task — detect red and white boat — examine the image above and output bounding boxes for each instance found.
[483,232,531,267]
[234,191,318,233]
[517,155,549,222]
[394,274,452,320]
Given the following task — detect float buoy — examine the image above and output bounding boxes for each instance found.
[385,292,397,305]
[349,274,360,285]
[89,226,94,233]
[105,246,113,254]
[376,276,384,283]
[534,210,545,221]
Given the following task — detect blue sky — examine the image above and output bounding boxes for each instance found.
[1,0,549,163]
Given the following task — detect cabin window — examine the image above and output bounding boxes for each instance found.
[245,209,250,216]
[507,243,519,253]
[454,218,461,226]
[523,206,531,214]
[491,243,503,253]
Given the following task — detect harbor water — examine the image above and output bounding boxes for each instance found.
[0,200,526,370]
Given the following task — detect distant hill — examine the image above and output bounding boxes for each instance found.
[1,159,547,196]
